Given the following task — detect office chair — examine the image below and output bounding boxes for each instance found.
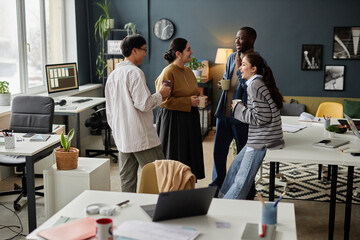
[85,107,118,163]
[315,102,344,181]
[138,160,195,194]
[0,96,54,211]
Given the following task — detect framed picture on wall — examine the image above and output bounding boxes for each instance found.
[324,65,345,91]
[333,26,360,59]
[301,44,323,70]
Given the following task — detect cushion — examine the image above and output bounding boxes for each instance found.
[280,99,306,116]
[343,99,360,118]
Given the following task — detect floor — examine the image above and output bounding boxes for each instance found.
[1,130,360,239]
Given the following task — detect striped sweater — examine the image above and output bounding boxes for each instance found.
[233,78,284,150]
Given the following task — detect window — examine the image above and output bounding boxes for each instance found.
[0,0,74,95]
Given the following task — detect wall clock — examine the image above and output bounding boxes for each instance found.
[154,18,175,41]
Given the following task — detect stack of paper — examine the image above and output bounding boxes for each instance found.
[114,220,199,240]
[282,124,307,133]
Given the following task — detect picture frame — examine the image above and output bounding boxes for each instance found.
[107,40,122,55]
[333,26,360,59]
[301,44,323,70]
[324,65,345,91]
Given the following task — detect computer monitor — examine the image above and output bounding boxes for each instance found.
[45,63,79,97]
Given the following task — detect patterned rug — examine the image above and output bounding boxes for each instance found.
[256,162,360,204]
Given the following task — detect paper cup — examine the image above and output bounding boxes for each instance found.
[262,202,277,225]
[96,218,113,240]
[221,79,230,90]
[198,96,206,109]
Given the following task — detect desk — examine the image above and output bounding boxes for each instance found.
[54,96,105,153]
[27,190,297,239]
[0,133,61,232]
[265,116,360,240]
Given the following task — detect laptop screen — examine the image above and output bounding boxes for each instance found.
[344,113,360,138]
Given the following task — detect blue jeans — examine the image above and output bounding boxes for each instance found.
[210,117,248,188]
[219,146,266,199]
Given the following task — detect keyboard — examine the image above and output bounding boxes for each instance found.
[72,98,92,104]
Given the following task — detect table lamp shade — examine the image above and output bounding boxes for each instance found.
[215,48,234,64]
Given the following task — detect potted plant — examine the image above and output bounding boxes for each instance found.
[55,128,79,170]
[94,0,114,81]
[0,80,11,106]
[326,125,338,138]
[124,22,136,35]
[188,57,205,80]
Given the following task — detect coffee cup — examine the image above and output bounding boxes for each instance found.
[198,96,206,109]
[221,79,230,90]
[96,218,113,240]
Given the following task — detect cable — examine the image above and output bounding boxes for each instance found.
[0,203,26,239]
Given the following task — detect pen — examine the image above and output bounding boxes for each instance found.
[257,193,266,207]
[273,191,286,207]
[1,131,6,137]
[323,115,326,120]
[117,200,130,207]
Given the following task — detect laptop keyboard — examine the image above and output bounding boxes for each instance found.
[140,204,156,219]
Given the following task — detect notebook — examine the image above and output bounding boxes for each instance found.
[140,186,216,221]
[313,139,350,148]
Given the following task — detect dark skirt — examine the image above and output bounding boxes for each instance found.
[156,107,205,179]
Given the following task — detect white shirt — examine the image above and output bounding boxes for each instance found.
[105,60,163,153]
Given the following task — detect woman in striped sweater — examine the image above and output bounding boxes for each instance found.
[218,52,284,199]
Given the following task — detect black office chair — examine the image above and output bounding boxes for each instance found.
[85,107,118,162]
[0,95,54,211]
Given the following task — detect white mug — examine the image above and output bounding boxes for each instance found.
[96,218,113,240]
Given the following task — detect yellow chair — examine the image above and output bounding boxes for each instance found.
[138,161,195,194]
[316,102,344,180]
[315,102,343,118]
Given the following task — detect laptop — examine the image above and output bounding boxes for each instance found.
[344,113,360,139]
[140,186,217,221]
[338,119,360,130]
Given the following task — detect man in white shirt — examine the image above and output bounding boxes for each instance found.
[105,34,171,192]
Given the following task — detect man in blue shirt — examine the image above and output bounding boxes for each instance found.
[210,27,258,199]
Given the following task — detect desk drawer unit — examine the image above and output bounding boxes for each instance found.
[44,157,110,218]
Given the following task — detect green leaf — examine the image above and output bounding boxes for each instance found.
[60,133,68,151]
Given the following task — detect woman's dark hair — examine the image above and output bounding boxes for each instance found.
[244,53,283,109]
[163,38,188,64]
[120,34,146,57]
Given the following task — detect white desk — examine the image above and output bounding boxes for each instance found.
[0,133,61,232]
[54,96,106,153]
[27,190,297,240]
[265,116,360,240]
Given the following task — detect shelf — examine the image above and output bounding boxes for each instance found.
[110,29,127,32]
[103,53,123,56]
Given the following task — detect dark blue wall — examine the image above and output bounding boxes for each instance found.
[81,0,360,100]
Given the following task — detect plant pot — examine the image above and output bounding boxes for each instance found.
[106,19,115,30]
[192,70,202,78]
[0,93,11,106]
[55,147,79,170]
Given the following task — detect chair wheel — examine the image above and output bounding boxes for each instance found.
[14,203,21,211]
[280,176,287,182]
[112,158,118,163]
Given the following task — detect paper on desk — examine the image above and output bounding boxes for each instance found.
[114,220,200,240]
[282,124,307,133]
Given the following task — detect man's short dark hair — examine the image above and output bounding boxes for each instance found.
[120,34,146,57]
[240,26,257,41]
